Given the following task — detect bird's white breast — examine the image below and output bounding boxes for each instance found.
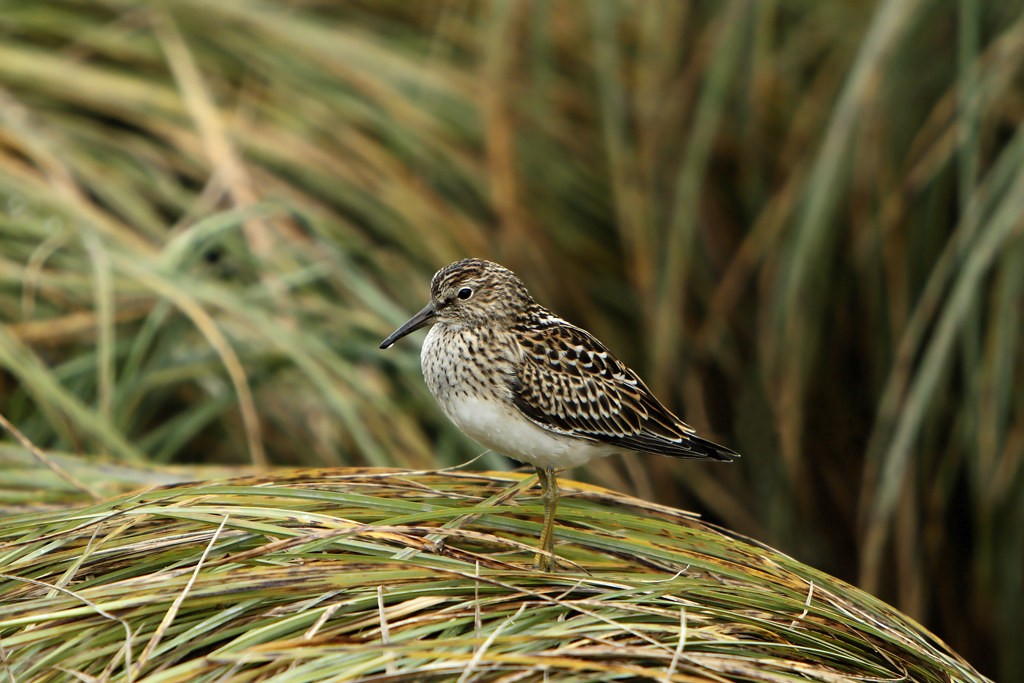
[421,324,619,470]
[439,393,618,469]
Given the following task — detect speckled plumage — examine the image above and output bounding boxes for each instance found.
[380,257,738,569]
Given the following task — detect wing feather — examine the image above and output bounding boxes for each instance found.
[511,320,736,461]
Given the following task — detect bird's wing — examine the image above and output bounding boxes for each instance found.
[510,320,736,461]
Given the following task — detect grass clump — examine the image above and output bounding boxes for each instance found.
[0,469,987,683]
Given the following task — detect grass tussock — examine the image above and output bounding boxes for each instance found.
[0,469,987,683]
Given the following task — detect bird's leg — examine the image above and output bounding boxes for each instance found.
[533,466,559,571]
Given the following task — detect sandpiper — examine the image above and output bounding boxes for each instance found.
[380,258,738,570]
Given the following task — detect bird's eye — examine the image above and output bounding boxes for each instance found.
[457,287,473,300]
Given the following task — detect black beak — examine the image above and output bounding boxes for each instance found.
[379,302,437,349]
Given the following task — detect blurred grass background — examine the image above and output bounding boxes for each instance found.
[0,0,1020,679]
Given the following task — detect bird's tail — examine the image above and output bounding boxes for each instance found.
[686,434,740,462]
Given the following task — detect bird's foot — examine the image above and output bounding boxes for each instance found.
[532,550,557,572]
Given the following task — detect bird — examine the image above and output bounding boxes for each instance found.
[379,258,738,570]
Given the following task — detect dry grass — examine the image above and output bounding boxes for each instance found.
[0,468,987,683]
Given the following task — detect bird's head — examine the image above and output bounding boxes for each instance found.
[379,258,533,349]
